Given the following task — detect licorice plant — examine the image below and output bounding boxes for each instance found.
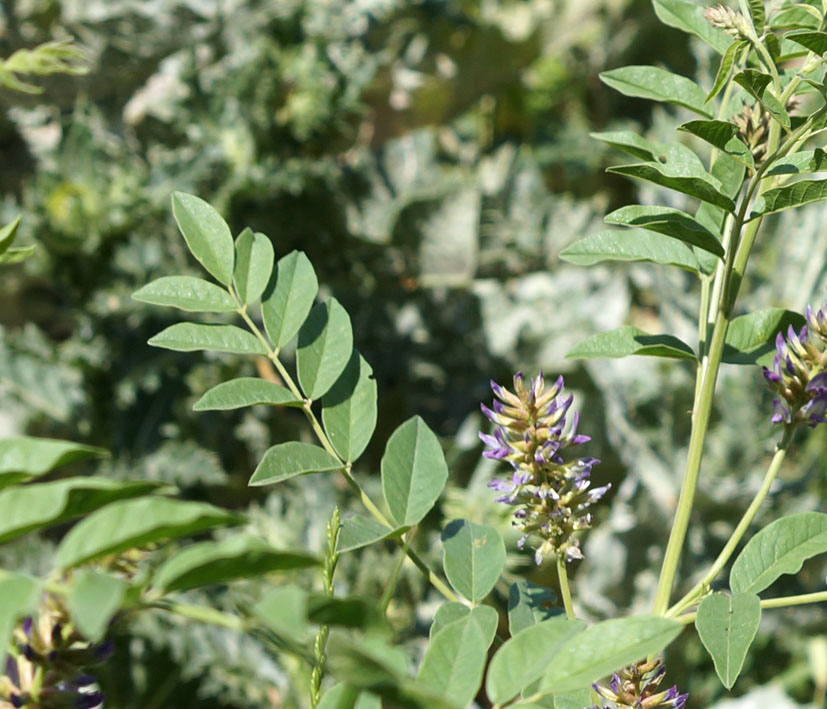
[6,1,827,708]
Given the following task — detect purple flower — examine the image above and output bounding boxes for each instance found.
[480,372,607,565]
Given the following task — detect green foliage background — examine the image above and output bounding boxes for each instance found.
[2,1,827,707]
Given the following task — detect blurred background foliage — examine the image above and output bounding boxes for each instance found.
[2,0,827,707]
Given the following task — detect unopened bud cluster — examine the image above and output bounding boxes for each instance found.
[703,4,752,39]
[734,97,800,161]
[1,595,109,709]
[763,303,827,428]
[480,372,609,565]
[592,659,688,709]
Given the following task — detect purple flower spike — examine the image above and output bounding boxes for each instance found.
[480,371,606,565]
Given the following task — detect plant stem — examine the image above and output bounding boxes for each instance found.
[652,95,818,615]
[676,590,827,626]
[557,555,575,620]
[233,299,459,603]
[666,428,791,617]
[380,530,414,614]
[760,590,827,609]
[153,601,249,631]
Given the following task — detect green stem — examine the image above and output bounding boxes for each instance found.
[666,428,792,617]
[152,601,248,631]
[380,530,415,614]
[653,97,820,616]
[234,298,459,603]
[760,590,827,609]
[557,556,575,620]
[676,590,827,626]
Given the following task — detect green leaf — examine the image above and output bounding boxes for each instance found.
[193,378,302,411]
[567,325,696,361]
[261,250,319,348]
[487,617,586,704]
[723,309,805,366]
[765,149,827,176]
[771,6,821,30]
[707,40,749,103]
[559,229,699,272]
[328,636,454,708]
[730,512,827,594]
[696,592,761,689]
[787,30,827,55]
[0,437,108,488]
[233,228,274,305]
[605,205,724,257]
[599,65,711,116]
[148,323,267,354]
[441,519,506,602]
[607,163,736,212]
[679,120,754,168]
[381,416,449,527]
[132,276,237,312]
[590,133,705,168]
[750,179,827,219]
[591,131,664,162]
[0,245,36,264]
[508,580,560,636]
[253,585,310,641]
[734,70,790,128]
[0,477,162,544]
[297,299,354,400]
[0,215,22,255]
[67,571,126,641]
[0,571,39,668]
[538,615,683,694]
[337,515,408,553]
[322,351,377,462]
[417,607,497,707]
[747,0,765,33]
[653,0,731,53]
[430,602,471,639]
[248,441,343,486]
[549,689,595,709]
[171,192,234,286]
[56,497,241,569]
[152,534,318,592]
[712,150,746,199]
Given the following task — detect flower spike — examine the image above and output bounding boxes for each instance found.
[480,372,609,565]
